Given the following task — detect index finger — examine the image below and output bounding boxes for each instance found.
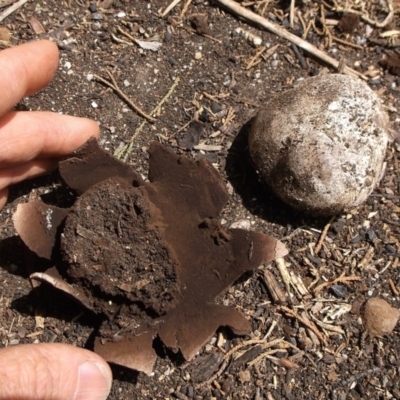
[0,40,59,116]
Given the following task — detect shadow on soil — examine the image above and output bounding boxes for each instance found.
[225,118,329,230]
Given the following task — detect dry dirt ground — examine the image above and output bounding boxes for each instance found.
[1,0,400,399]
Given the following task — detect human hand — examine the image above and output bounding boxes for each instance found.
[0,40,99,209]
[0,41,111,399]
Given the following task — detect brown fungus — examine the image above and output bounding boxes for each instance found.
[13,138,287,374]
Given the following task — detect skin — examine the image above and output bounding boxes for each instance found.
[0,41,112,400]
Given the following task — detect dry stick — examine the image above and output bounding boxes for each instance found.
[289,0,295,29]
[162,0,182,17]
[179,0,193,19]
[332,34,364,50]
[0,0,29,22]
[280,306,329,346]
[388,278,400,296]
[314,215,335,255]
[215,0,367,80]
[93,71,156,123]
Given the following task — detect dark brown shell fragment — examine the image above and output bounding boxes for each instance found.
[14,139,288,374]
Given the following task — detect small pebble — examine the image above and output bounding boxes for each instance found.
[91,12,104,20]
[331,284,347,298]
[366,230,377,242]
[91,22,102,31]
[331,218,345,234]
[194,51,202,60]
[385,244,397,254]
[89,3,97,12]
[230,219,251,230]
[350,235,364,244]
[362,297,400,337]
[211,102,222,113]
[237,370,251,384]
[271,60,280,68]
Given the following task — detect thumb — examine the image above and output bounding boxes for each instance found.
[0,187,8,210]
[0,343,112,400]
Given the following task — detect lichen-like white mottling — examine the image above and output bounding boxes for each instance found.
[249,74,389,215]
[45,208,53,230]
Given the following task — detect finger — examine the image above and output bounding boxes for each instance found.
[0,187,8,210]
[0,40,59,116]
[0,343,112,400]
[0,111,100,166]
[0,159,58,190]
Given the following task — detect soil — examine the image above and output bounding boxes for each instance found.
[1,0,400,399]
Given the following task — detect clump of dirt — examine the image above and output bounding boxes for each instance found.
[62,177,179,317]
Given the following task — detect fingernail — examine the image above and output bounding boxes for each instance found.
[74,361,112,400]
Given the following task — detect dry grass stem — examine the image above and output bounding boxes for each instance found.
[115,77,180,161]
[246,46,266,70]
[280,306,329,346]
[215,0,367,79]
[308,313,345,335]
[332,34,364,49]
[289,0,295,29]
[179,0,193,19]
[0,0,29,22]
[358,246,375,269]
[388,278,400,296]
[314,216,335,254]
[313,271,361,295]
[162,0,182,17]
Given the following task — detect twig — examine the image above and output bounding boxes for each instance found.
[179,0,193,19]
[182,25,222,43]
[263,320,277,340]
[331,34,364,50]
[0,0,29,23]
[248,348,288,366]
[280,306,329,346]
[215,0,367,80]
[289,0,295,29]
[314,215,335,254]
[313,271,361,295]
[162,0,182,17]
[290,43,307,69]
[388,278,400,296]
[93,70,156,122]
[275,257,292,301]
[117,26,135,41]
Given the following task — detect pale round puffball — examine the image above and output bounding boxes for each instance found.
[249,74,389,215]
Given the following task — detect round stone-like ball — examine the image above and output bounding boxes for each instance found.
[249,74,389,215]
